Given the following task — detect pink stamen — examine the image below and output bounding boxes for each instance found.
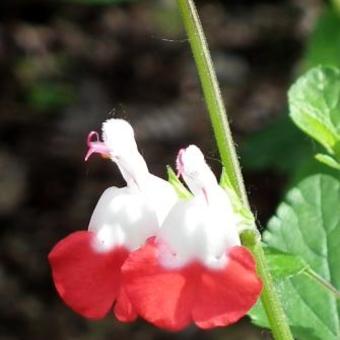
[87,131,100,146]
[85,131,111,161]
[176,148,186,178]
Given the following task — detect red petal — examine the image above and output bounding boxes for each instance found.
[114,287,138,322]
[192,246,262,329]
[122,238,198,331]
[123,241,262,331]
[48,231,129,320]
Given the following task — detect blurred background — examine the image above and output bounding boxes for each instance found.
[0,0,337,339]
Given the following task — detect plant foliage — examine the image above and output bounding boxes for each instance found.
[250,175,340,340]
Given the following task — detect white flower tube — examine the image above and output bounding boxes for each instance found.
[159,145,241,268]
[88,119,177,251]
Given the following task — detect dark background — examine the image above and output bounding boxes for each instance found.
[0,0,323,339]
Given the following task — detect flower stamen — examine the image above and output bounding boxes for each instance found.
[85,131,110,161]
[175,148,185,178]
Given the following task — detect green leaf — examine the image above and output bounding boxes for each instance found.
[166,166,192,199]
[249,175,340,339]
[264,248,308,280]
[304,8,340,70]
[315,153,340,170]
[288,66,340,155]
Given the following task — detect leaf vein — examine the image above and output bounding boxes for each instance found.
[290,280,338,338]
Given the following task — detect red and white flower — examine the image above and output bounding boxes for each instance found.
[48,119,177,322]
[122,145,262,331]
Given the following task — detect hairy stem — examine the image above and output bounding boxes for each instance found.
[242,231,295,340]
[176,1,294,339]
[176,0,249,209]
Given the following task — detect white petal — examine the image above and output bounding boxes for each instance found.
[143,174,178,224]
[88,175,177,252]
[101,118,149,189]
[87,119,178,252]
[177,145,218,196]
[88,186,159,251]
[102,119,137,154]
[159,186,240,268]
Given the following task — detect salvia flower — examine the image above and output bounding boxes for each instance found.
[122,145,262,331]
[48,119,177,322]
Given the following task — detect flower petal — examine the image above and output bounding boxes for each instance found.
[192,246,262,329]
[123,241,262,331]
[48,231,129,319]
[114,287,138,322]
[122,238,198,331]
[88,186,159,251]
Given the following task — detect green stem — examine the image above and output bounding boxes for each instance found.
[242,231,295,340]
[176,0,249,209]
[176,1,294,339]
